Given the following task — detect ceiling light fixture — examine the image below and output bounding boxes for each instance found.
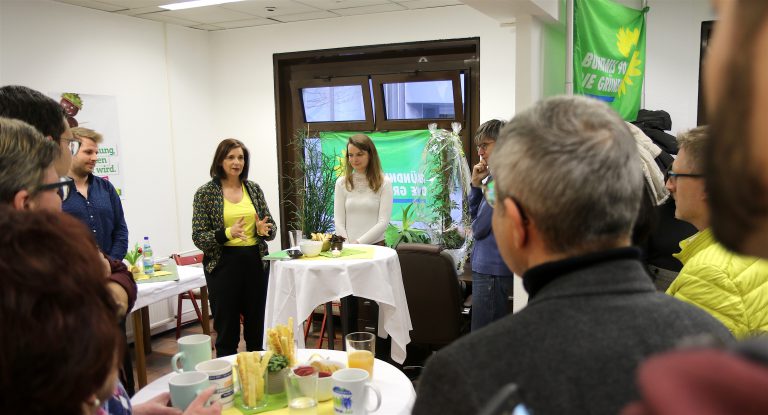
[159,0,246,11]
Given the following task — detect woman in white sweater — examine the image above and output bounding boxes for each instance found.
[334,134,393,245]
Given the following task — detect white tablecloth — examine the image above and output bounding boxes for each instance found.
[131,349,416,415]
[135,264,206,309]
[264,244,413,364]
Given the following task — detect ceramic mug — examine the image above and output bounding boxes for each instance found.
[332,368,381,415]
[171,334,212,373]
[169,371,210,410]
[195,359,234,409]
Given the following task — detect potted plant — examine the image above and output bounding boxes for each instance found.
[124,242,143,275]
[385,203,431,248]
[266,354,290,394]
[283,126,339,238]
[414,122,473,270]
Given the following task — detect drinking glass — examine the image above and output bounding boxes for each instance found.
[285,367,318,415]
[345,332,375,378]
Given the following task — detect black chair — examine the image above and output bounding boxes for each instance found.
[396,243,465,375]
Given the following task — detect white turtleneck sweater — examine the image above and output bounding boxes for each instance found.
[333,171,393,244]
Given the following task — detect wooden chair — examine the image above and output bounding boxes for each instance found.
[172,252,205,339]
[304,301,341,349]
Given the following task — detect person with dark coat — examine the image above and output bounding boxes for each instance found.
[412,96,732,415]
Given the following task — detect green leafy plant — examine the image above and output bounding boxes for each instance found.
[283,126,339,236]
[268,354,290,372]
[124,242,143,268]
[385,203,431,248]
[415,123,473,270]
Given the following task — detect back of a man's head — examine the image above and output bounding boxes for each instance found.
[491,95,642,255]
[0,85,65,142]
[0,117,58,205]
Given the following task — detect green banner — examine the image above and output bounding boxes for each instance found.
[574,0,648,121]
[319,130,432,221]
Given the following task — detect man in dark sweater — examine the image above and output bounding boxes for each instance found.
[412,96,732,415]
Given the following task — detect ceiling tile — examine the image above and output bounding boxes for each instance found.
[332,3,405,16]
[98,0,191,7]
[272,9,339,22]
[55,0,126,12]
[395,0,463,9]
[163,5,257,23]
[296,0,390,10]
[190,23,227,30]
[114,6,165,15]
[221,0,320,18]
[212,17,278,28]
[139,11,202,26]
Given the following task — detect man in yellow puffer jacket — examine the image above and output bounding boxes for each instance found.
[665,127,768,338]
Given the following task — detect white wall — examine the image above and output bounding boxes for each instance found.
[0,0,213,258]
[645,0,715,132]
[208,5,517,252]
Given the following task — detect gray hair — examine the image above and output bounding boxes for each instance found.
[490,96,642,254]
[474,119,507,146]
[0,117,59,204]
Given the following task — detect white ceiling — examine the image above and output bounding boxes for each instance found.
[51,0,465,31]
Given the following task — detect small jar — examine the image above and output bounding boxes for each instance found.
[331,248,341,257]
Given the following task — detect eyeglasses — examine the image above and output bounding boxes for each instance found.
[482,179,529,224]
[65,137,81,155]
[477,142,494,151]
[666,169,704,183]
[35,176,74,201]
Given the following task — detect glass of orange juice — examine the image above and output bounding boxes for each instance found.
[345,332,375,378]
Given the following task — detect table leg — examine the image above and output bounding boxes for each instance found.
[325,302,335,350]
[141,307,152,355]
[132,308,148,388]
[200,286,211,336]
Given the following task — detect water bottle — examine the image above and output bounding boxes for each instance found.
[143,236,154,275]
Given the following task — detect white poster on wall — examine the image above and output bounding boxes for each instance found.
[49,92,125,197]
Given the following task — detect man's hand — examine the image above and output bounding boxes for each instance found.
[184,386,221,415]
[471,157,489,187]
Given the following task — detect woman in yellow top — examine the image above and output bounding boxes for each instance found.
[192,138,276,356]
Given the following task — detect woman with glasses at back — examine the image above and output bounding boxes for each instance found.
[469,119,515,331]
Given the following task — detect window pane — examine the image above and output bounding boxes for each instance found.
[301,85,365,122]
[382,80,455,120]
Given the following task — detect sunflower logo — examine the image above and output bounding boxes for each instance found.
[616,27,642,97]
[334,150,347,178]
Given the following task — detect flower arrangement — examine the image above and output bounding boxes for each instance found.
[124,242,143,274]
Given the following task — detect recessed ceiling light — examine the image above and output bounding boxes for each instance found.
[159,0,246,11]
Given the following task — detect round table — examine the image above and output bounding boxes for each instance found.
[131,349,415,415]
[264,244,413,364]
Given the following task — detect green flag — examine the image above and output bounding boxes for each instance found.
[319,130,432,221]
[574,0,648,121]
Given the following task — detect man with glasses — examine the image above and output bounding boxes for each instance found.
[0,117,70,211]
[0,85,79,176]
[64,127,129,261]
[412,96,731,415]
[665,127,768,339]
